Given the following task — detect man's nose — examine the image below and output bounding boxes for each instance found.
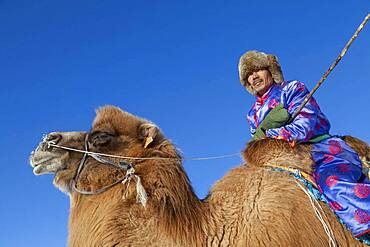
[252,72,259,78]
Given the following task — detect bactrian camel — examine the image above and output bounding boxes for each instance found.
[29,106,369,246]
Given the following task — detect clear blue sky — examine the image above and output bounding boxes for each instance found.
[1,1,369,246]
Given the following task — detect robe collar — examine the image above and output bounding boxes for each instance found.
[255,83,277,106]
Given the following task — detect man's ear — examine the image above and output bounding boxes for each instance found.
[138,123,160,148]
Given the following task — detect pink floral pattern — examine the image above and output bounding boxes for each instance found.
[325,175,339,188]
[338,163,349,173]
[354,184,370,199]
[328,140,342,155]
[312,138,370,236]
[268,98,279,109]
[355,210,370,224]
[323,154,335,163]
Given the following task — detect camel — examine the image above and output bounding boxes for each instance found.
[29,105,369,247]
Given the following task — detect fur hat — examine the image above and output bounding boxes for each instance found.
[238,50,284,95]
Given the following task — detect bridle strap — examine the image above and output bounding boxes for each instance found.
[89,153,131,170]
[71,134,133,195]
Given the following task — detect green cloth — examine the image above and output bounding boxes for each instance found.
[252,104,290,140]
[251,103,332,143]
[308,134,331,143]
[253,127,266,140]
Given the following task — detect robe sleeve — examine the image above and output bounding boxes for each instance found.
[265,81,329,143]
[247,105,257,137]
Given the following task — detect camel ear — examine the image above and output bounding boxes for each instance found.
[138,123,160,148]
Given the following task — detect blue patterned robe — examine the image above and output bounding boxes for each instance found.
[247,80,370,237]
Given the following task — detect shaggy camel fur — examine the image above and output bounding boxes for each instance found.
[243,136,370,177]
[30,106,369,247]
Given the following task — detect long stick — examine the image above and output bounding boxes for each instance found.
[289,13,370,122]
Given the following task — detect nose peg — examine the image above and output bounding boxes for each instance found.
[40,132,62,151]
[46,132,62,144]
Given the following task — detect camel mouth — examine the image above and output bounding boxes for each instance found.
[30,151,66,175]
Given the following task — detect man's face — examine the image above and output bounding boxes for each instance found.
[247,69,274,96]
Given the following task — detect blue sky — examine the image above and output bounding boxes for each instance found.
[1,1,369,246]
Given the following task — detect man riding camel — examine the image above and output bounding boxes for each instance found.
[238,50,370,240]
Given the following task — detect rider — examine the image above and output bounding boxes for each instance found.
[238,50,370,240]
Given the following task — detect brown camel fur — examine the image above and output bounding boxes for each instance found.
[243,136,370,177]
[29,106,368,247]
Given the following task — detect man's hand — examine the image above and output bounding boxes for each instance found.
[252,103,289,140]
[252,127,266,140]
[260,103,289,130]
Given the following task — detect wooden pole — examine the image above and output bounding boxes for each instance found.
[289,13,370,122]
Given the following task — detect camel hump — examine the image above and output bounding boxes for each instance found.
[243,137,370,178]
[341,135,370,160]
[242,139,314,175]
[341,135,370,176]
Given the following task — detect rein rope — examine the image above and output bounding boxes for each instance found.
[45,138,240,202]
[266,164,337,246]
[47,139,368,198]
[295,181,337,247]
[47,142,241,161]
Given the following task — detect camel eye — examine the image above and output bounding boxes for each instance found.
[89,131,115,147]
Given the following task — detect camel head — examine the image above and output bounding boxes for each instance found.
[29,105,166,194]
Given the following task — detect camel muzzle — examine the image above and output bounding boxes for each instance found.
[29,133,67,175]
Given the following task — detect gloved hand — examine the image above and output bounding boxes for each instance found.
[252,127,266,140]
[252,103,290,141]
[260,103,290,130]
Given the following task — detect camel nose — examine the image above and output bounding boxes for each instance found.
[35,132,63,152]
[45,132,62,145]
